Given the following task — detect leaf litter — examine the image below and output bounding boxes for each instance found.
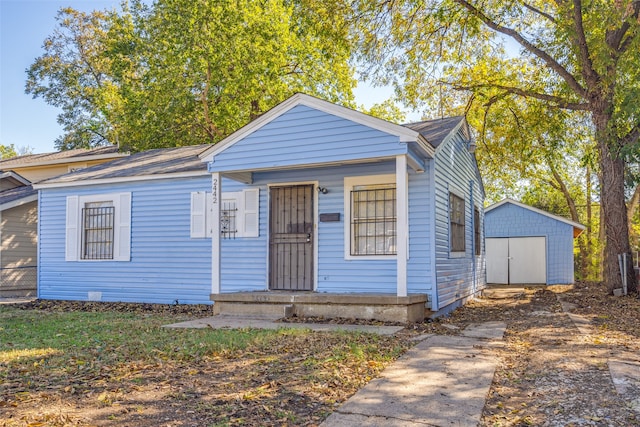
[1,282,639,426]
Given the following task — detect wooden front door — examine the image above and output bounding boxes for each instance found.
[269,185,314,290]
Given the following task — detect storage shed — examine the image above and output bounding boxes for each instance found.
[484,198,585,285]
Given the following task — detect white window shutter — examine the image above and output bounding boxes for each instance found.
[242,189,259,238]
[115,192,132,261]
[190,191,207,238]
[65,196,79,261]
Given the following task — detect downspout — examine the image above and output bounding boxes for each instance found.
[469,180,476,296]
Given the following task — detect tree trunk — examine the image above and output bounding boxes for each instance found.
[585,165,593,279]
[548,161,587,279]
[595,115,637,293]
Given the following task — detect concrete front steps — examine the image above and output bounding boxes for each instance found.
[210,292,430,323]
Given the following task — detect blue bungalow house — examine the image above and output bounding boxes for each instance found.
[35,94,485,321]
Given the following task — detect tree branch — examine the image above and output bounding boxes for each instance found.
[450,82,590,110]
[453,0,588,98]
[605,0,640,54]
[572,0,600,89]
[522,2,556,23]
[622,122,640,146]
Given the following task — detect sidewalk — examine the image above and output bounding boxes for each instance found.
[321,321,506,427]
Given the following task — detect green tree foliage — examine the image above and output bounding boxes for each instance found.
[0,144,18,160]
[26,0,356,151]
[354,0,640,292]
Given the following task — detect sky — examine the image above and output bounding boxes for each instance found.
[0,0,406,154]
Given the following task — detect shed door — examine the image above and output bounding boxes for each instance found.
[486,238,509,284]
[269,185,314,290]
[486,237,546,284]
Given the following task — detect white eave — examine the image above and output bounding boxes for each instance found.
[199,93,434,163]
[0,171,31,185]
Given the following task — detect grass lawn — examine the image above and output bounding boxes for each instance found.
[0,306,410,426]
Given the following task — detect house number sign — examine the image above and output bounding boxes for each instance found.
[212,177,219,204]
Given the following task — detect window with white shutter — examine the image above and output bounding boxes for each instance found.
[190,189,259,238]
[65,192,131,261]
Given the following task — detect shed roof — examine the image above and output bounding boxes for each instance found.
[0,146,127,169]
[35,145,211,189]
[486,198,586,238]
[403,116,465,148]
[0,184,37,211]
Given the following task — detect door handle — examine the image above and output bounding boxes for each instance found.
[306,233,311,242]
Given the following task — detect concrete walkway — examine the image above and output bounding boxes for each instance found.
[321,321,506,427]
[163,315,404,336]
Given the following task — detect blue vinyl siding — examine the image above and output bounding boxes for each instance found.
[211,105,406,172]
[485,203,575,284]
[39,176,214,304]
[217,161,434,295]
[433,129,486,310]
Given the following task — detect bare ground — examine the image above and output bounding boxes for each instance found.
[1,282,639,426]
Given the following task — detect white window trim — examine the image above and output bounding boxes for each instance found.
[344,174,397,260]
[190,189,259,239]
[448,187,466,258]
[65,192,131,262]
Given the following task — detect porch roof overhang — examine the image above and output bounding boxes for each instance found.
[210,152,426,184]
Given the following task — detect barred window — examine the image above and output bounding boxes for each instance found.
[474,206,481,255]
[351,184,396,256]
[449,192,465,253]
[221,199,237,239]
[81,201,114,260]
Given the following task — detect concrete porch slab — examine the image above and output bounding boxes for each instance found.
[210,292,429,323]
[163,315,404,336]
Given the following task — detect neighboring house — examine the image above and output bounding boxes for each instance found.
[0,172,37,297]
[485,198,585,285]
[0,146,128,183]
[35,94,485,321]
[0,147,127,297]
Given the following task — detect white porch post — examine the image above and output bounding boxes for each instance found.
[396,155,408,297]
[211,172,221,294]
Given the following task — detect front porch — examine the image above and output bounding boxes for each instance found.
[211,291,430,323]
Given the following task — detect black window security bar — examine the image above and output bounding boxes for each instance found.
[351,187,397,256]
[82,206,115,260]
[221,200,237,239]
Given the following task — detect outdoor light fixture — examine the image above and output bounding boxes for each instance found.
[317,187,329,194]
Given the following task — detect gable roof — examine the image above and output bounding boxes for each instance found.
[35,145,211,189]
[0,184,37,211]
[199,93,436,162]
[403,116,465,148]
[0,146,127,169]
[486,198,586,237]
[0,170,31,186]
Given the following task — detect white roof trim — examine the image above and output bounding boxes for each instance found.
[4,152,129,169]
[34,170,209,190]
[0,194,38,211]
[199,93,424,162]
[212,155,402,179]
[0,171,31,185]
[486,198,586,231]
